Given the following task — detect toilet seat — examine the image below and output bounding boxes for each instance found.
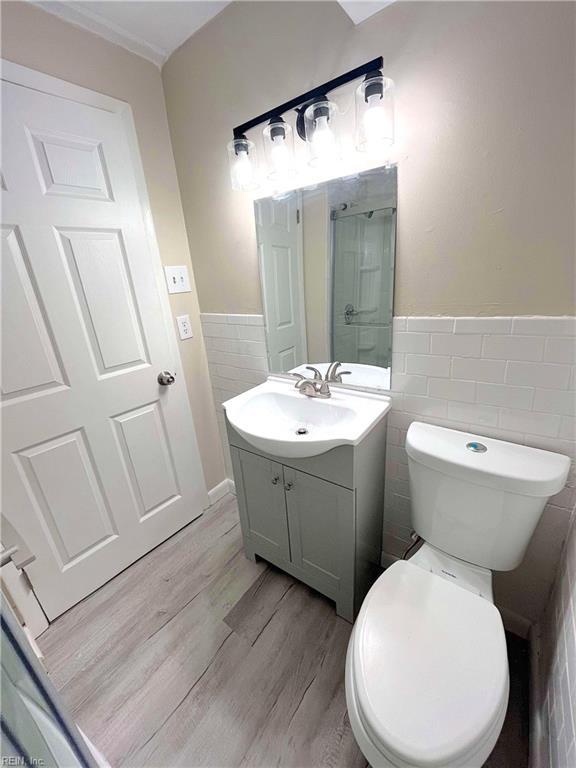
[347,561,509,768]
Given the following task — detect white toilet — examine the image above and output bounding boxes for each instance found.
[346,421,570,768]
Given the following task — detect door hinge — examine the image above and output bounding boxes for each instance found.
[296,208,300,225]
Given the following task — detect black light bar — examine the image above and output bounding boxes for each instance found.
[232,56,384,140]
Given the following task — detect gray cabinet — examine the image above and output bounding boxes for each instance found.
[228,415,387,623]
[284,468,354,619]
[232,450,290,564]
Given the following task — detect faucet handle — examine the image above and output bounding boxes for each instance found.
[292,373,306,389]
[325,361,342,381]
[306,366,323,381]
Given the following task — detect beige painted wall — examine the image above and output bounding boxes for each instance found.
[163,1,575,317]
[1,1,226,490]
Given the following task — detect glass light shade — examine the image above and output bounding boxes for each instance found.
[355,76,395,152]
[263,119,295,182]
[303,99,340,167]
[227,137,258,191]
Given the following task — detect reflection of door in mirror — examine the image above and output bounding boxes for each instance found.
[255,194,307,372]
[331,204,396,370]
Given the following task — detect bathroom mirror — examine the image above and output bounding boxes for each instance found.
[254,165,397,391]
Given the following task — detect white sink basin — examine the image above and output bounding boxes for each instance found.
[223,377,391,458]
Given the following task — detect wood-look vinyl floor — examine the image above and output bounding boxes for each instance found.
[38,494,528,768]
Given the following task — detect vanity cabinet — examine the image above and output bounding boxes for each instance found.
[227,414,387,622]
[283,467,354,609]
[231,451,291,563]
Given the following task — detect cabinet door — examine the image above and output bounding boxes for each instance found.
[284,468,355,619]
[231,448,290,563]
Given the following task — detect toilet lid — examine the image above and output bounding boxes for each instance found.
[352,561,509,768]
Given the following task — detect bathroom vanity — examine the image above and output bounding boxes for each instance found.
[224,378,390,621]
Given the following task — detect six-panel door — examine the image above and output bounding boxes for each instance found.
[1,75,208,619]
[231,448,291,564]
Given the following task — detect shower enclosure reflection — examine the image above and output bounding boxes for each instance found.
[254,166,397,390]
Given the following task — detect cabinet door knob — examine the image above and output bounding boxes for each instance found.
[271,475,280,485]
[284,481,293,491]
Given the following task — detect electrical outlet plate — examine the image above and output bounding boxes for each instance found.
[164,265,191,294]
[176,314,193,340]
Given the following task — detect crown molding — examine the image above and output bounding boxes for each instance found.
[30,1,167,68]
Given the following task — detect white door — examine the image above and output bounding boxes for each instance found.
[1,66,208,620]
[255,194,307,372]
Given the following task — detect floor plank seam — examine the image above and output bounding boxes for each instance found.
[248,583,295,647]
[219,545,247,574]
[128,629,235,761]
[287,671,318,729]
[219,521,240,538]
[142,590,204,644]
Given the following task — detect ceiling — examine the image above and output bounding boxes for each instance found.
[338,1,394,25]
[32,1,394,69]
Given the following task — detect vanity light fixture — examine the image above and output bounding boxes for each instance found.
[227,56,394,191]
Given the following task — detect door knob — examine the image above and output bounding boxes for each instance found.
[284,481,293,491]
[271,475,280,485]
[344,303,359,324]
[157,370,176,386]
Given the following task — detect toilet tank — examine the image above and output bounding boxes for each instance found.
[406,422,570,571]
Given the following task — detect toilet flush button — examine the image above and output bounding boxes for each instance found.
[466,441,487,453]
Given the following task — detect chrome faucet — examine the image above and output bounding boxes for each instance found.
[293,363,353,398]
[325,361,352,383]
[293,366,332,398]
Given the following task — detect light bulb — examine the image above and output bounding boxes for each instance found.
[270,135,290,173]
[311,115,336,161]
[355,74,394,152]
[363,93,388,144]
[232,149,254,190]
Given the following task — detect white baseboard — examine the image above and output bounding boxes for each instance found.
[207,478,236,506]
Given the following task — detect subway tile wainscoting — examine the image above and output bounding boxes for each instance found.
[201,314,575,634]
[533,516,576,768]
[201,313,268,478]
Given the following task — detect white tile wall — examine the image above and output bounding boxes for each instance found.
[536,516,576,768]
[200,313,268,477]
[387,316,576,624]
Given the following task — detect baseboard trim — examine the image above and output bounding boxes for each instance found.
[529,622,547,768]
[207,478,236,506]
[380,551,531,638]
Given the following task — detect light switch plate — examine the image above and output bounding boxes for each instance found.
[176,314,193,340]
[164,265,191,294]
